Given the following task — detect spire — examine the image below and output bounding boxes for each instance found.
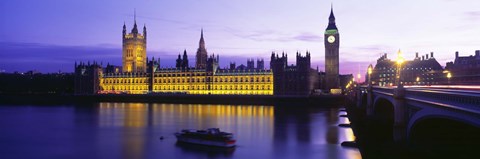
[329,3,335,20]
[132,9,138,34]
[199,28,205,49]
[200,28,204,42]
[326,4,338,30]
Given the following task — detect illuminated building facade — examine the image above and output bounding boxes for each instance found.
[370,52,445,86]
[445,50,480,84]
[122,14,147,73]
[75,27,274,95]
[100,55,273,95]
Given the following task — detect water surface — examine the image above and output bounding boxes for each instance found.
[0,103,360,159]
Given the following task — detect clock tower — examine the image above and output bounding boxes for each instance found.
[324,6,340,90]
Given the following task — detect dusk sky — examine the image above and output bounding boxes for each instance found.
[1,0,479,78]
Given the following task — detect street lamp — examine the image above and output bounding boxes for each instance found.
[396,49,405,87]
[416,77,420,85]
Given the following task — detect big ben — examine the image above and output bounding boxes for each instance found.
[324,7,339,90]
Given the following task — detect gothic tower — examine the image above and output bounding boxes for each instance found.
[196,29,208,69]
[324,6,340,90]
[122,10,147,72]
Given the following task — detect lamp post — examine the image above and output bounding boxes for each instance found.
[416,77,420,85]
[447,72,452,85]
[396,49,405,87]
[368,65,373,86]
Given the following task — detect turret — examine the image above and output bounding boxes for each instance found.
[176,54,182,69]
[230,62,236,70]
[182,49,189,69]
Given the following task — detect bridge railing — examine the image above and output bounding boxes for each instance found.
[371,86,395,96]
[404,88,480,114]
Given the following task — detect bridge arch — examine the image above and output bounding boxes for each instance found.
[359,92,367,109]
[408,115,480,158]
[372,97,395,142]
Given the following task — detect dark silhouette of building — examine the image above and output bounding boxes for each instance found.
[196,29,208,69]
[229,62,236,70]
[324,6,340,90]
[257,59,265,70]
[105,64,122,74]
[445,50,480,84]
[247,59,255,69]
[270,51,319,96]
[74,62,102,94]
[176,50,190,70]
[0,72,74,94]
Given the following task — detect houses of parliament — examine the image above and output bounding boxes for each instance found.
[75,9,343,96]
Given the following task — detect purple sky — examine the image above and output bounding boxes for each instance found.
[1,0,479,78]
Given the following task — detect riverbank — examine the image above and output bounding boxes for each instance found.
[0,93,345,106]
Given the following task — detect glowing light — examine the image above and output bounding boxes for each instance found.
[396,49,404,65]
[447,72,452,79]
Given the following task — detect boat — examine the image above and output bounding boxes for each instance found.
[174,128,236,148]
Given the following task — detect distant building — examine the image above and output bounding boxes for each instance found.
[75,27,274,95]
[324,6,340,90]
[339,74,353,90]
[445,50,480,84]
[371,52,445,86]
[74,14,326,96]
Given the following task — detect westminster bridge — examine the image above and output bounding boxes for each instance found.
[347,85,480,158]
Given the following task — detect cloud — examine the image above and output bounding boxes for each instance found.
[292,33,323,42]
[465,11,480,20]
[0,42,177,73]
[224,27,322,42]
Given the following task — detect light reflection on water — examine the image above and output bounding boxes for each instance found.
[0,103,361,159]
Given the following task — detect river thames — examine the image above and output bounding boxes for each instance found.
[0,103,360,159]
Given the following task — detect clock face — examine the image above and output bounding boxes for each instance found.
[327,35,335,43]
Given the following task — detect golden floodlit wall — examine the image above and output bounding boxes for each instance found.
[100,69,273,95]
[101,72,149,94]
